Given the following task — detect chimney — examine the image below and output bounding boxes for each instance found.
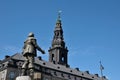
[95,74,99,77]
[38,56,42,60]
[85,71,89,74]
[5,55,10,59]
[75,68,79,71]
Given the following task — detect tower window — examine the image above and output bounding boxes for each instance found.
[61,53,65,62]
[1,71,5,80]
[55,32,59,36]
[62,57,64,62]
[52,54,54,61]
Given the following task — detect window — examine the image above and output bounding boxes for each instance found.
[61,53,65,62]
[1,71,5,80]
[68,74,71,79]
[9,71,15,80]
[62,57,64,62]
[0,64,2,69]
[43,77,49,80]
[52,54,54,61]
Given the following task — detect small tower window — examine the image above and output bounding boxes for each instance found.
[61,54,65,62]
[62,57,64,62]
[52,54,54,61]
[55,31,59,36]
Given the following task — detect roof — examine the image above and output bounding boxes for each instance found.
[10,53,107,80]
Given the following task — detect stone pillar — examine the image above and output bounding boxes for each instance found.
[34,72,41,80]
[16,76,31,80]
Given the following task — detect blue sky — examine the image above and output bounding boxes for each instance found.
[0,0,120,80]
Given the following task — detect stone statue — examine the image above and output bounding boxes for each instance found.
[21,32,45,76]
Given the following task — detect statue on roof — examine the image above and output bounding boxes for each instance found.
[21,32,45,76]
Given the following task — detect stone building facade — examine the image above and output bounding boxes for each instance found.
[0,15,108,80]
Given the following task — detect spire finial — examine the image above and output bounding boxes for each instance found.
[58,10,62,20]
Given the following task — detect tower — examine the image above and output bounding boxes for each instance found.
[48,12,68,66]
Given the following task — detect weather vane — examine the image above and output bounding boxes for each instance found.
[100,61,104,80]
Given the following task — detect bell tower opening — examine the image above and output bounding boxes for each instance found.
[52,54,54,61]
[62,57,64,62]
